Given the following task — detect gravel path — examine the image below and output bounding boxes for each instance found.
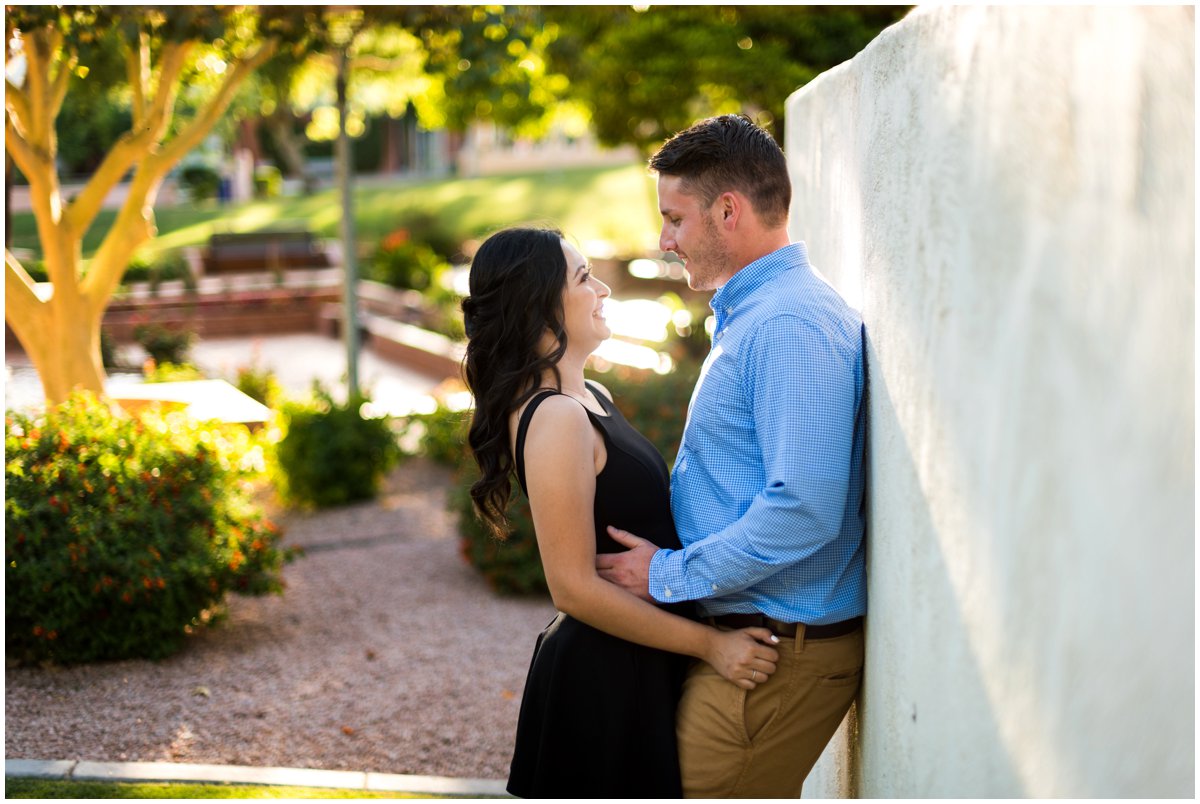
[4,459,556,780]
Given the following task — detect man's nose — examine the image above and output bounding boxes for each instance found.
[659,228,675,254]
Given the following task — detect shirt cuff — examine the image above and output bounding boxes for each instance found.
[647,547,679,604]
[648,545,726,603]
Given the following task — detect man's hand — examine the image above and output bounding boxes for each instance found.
[596,526,656,602]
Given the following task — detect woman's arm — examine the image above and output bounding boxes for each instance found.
[522,396,779,689]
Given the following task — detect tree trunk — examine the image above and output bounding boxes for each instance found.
[265,110,315,194]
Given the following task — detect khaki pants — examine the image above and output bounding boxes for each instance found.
[676,624,864,798]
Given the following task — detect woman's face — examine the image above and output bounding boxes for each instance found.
[557,239,611,354]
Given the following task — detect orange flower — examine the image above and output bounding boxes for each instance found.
[382,229,410,250]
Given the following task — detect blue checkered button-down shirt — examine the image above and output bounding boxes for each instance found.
[648,242,867,625]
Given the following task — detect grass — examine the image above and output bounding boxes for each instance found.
[4,777,470,799]
[7,163,662,264]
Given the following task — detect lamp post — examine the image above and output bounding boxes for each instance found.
[334,45,360,399]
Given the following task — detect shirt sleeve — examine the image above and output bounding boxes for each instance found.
[648,313,860,602]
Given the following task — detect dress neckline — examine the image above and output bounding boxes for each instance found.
[531,383,611,419]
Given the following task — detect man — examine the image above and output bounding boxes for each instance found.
[597,114,867,798]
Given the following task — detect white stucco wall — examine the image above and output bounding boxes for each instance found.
[786,6,1194,798]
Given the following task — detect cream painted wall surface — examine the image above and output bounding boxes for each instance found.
[785,6,1194,798]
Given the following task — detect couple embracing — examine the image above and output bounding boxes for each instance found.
[461,114,867,798]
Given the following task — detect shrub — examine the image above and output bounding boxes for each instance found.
[398,403,470,466]
[392,210,462,263]
[451,464,548,596]
[4,392,294,664]
[253,164,283,199]
[179,164,221,203]
[143,360,206,384]
[134,324,194,366]
[274,386,399,508]
[367,229,452,293]
[234,363,283,408]
[122,251,195,293]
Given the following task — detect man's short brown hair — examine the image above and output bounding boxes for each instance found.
[648,114,791,228]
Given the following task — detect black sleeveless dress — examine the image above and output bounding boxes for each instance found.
[506,382,693,798]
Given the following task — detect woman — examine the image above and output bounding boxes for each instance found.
[461,227,780,798]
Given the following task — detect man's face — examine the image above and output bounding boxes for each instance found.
[656,174,737,291]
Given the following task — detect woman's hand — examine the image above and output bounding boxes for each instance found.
[705,627,781,690]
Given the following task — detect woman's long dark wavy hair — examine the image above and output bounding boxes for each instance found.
[461,226,569,537]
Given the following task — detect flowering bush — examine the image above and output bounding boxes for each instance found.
[134,324,194,366]
[367,229,452,293]
[451,465,548,596]
[4,392,295,664]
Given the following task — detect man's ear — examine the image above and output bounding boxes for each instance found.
[717,191,742,229]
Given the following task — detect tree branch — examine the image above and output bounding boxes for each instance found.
[4,115,42,186]
[63,129,154,235]
[157,40,279,167]
[48,47,76,123]
[23,27,50,144]
[5,78,32,135]
[144,40,192,141]
[5,249,48,345]
[127,34,147,127]
[78,171,158,308]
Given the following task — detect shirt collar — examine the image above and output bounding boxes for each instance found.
[710,242,810,316]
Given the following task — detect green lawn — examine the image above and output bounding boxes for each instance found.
[7,163,661,264]
[4,777,476,799]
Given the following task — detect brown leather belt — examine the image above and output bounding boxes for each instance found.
[708,613,863,640]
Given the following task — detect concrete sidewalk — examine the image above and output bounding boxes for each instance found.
[6,758,509,797]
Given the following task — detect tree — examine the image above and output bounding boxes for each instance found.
[543,6,909,150]
[5,7,278,404]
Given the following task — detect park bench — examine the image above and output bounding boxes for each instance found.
[201,229,332,275]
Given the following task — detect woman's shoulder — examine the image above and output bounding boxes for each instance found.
[517,392,592,435]
[584,379,614,402]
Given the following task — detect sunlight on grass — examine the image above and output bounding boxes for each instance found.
[3,777,475,799]
[9,163,660,265]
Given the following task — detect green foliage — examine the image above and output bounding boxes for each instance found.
[9,164,658,265]
[253,164,283,199]
[55,91,133,177]
[398,404,470,466]
[451,466,548,596]
[179,164,222,203]
[4,392,293,664]
[134,324,195,366]
[234,363,284,409]
[143,361,207,384]
[543,6,908,150]
[274,386,400,508]
[4,777,436,799]
[367,229,453,292]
